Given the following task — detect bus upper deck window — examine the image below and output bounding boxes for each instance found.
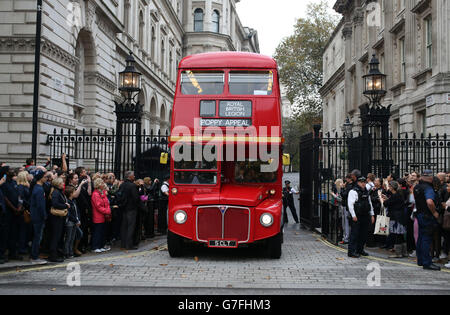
[181,71,224,95]
[229,71,273,96]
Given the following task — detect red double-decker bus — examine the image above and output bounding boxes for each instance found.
[167,52,284,258]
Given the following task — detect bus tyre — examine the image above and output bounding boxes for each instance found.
[168,231,184,257]
[267,232,282,259]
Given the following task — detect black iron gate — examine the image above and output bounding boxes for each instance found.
[47,128,169,180]
[299,124,450,244]
[299,125,321,228]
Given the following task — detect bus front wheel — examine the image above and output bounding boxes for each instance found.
[267,232,282,259]
[168,231,184,257]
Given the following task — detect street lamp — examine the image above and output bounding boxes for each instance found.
[342,117,354,138]
[360,54,391,178]
[114,51,143,179]
[363,54,386,107]
[118,51,142,103]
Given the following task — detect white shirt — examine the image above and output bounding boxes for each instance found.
[161,181,169,194]
[366,181,375,191]
[347,189,374,218]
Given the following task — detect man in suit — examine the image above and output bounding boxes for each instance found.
[119,171,140,250]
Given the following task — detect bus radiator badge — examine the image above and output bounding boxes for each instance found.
[220,206,227,214]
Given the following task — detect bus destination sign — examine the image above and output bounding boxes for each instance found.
[200,118,252,127]
[219,100,252,117]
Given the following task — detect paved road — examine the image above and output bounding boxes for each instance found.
[1,173,449,295]
[1,222,449,294]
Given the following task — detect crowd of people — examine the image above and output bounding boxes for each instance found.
[0,156,170,265]
[332,169,450,271]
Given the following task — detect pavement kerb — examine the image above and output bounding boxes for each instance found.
[315,234,450,274]
[0,243,168,277]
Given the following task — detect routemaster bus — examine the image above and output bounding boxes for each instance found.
[167,52,285,258]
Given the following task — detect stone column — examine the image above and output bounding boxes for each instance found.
[186,0,192,31]
[383,0,394,103]
[342,23,353,115]
[353,7,365,110]
[205,0,212,32]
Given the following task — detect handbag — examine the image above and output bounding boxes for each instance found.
[50,207,68,217]
[23,210,31,224]
[374,205,390,236]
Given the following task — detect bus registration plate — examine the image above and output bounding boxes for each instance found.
[208,240,238,248]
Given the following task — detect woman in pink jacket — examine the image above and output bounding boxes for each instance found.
[91,178,111,253]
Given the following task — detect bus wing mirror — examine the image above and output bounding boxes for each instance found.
[282,154,290,166]
[160,152,168,165]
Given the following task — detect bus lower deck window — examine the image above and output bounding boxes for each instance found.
[174,172,217,185]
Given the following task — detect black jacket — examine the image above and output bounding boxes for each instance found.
[51,188,69,210]
[384,192,406,225]
[67,199,80,224]
[118,180,140,212]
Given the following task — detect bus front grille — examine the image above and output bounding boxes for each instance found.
[196,206,250,243]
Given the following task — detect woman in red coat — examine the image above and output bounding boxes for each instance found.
[91,178,111,253]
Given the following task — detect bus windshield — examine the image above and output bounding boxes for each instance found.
[181,71,224,95]
[234,160,277,184]
[173,144,218,185]
[229,71,273,95]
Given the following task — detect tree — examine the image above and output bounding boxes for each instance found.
[274,0,339,117]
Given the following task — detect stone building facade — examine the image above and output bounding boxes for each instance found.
[0,0,259,165]
[320,0,450,136]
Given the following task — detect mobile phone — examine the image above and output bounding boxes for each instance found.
[2,175,6,180]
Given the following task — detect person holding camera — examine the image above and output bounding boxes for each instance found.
[347,176,375,258]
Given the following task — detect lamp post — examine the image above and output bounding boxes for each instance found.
[360,54,391,177]
[342,117,354,138]
[31,0,43,162]
[114,52,143,178]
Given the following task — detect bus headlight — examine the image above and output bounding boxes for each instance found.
[174,210,187,224]
[260,213,274,227]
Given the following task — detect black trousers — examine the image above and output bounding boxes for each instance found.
[158,199,168,233]
[49,215,65,259]
[283,201,299,223]
[121,210,137,249]
[143,201,155,237]
[349,215,370,254]
[111,207,122,241]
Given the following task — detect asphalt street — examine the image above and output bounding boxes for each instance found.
[0,173,449,295]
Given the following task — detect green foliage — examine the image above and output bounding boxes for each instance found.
[274,0,339,117]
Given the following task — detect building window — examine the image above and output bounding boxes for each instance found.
[416,109,427,135]
[392,118,400,136]
[194,8,203,32]
[169,50,173,80]
[212,10,220,33]
[139,11,144,48]
[124,1,130,33]
[400,38,406,82]
[161,39,165,71]
[151,26,156,61]
[425,16,432,69]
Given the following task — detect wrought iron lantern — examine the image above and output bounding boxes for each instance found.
[342,117,354,138]
[119,51,142,101]
[363,54,386,106]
